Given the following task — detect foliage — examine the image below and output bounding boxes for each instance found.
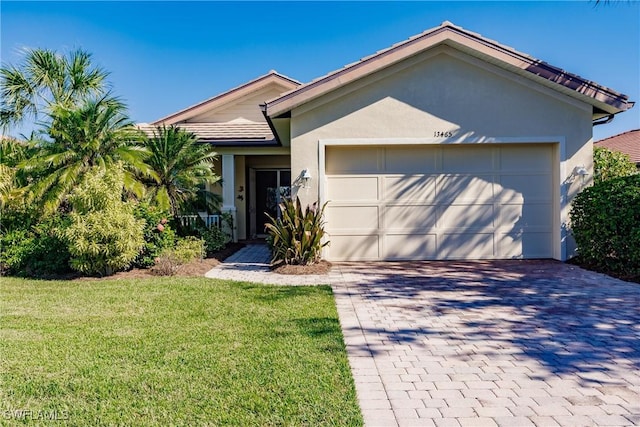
[221,211,235,241]
[198,225,230,255]
[1,48,153,214]
[570,174,640,278]
[0,137,34,208]
[593,146,637,184]
[0,215,71,277]
[172,236,205,264]
[141,125,220,217]
[265,197,329,265]
[132,202,175,268]
[59,167,145,276]
[0,48,108,129]
[1,278,363,426]
[149,253,181,276]
[21,95,152,213]
[150,237,204,276]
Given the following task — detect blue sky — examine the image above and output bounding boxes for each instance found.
[2,1,639,141]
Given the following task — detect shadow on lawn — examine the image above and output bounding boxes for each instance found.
[337,260,640,380]
[239,283,332,302]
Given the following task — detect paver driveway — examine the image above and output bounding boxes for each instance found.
[331,260,640,427]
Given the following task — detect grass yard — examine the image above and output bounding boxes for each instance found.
[0,278,363,426]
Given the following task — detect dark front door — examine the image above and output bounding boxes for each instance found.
[255,169,291,236]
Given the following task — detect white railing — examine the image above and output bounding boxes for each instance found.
[178,214,222,229]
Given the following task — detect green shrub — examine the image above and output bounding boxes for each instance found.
[150,237,204,276]
[0,228,32,274]
[132,202,176,268]
[265,197,329,265]
[197,225,229,256]
[172,236,205,264]
[60,167,145,276]
[594,146,637,184]
[570,174,640,278]
[177,214,230,256]
[0,215,71,277]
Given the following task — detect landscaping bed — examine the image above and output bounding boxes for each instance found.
[271,260,332,275]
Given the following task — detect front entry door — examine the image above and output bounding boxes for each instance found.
[253,169,291,237]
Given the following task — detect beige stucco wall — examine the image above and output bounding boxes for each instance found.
[190,85,292,123]
[288,47,593,258]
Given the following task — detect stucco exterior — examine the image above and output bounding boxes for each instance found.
[288,48,593,259]
[147,22,632,260]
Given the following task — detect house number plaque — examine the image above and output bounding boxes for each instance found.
[433,131,453,138]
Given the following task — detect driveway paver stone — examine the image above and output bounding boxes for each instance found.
[331,260,639,427]
[207,246,639,426]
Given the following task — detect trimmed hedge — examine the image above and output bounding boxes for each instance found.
[570,174,640,279]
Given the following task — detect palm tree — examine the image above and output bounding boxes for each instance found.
[22,95,153,213]
[1,48,154,213]
[0,136,34,209]
[142,125,220,218]
[0,48,108,130]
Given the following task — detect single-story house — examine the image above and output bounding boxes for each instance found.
[142,21,634,262]
[594,129,640,166]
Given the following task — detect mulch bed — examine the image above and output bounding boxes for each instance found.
[15,243,333,280]
[271,260,332,275]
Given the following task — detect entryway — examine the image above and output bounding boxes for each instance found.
[249,169,291,237]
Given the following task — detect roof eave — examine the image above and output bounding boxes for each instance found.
[199,139,279,147]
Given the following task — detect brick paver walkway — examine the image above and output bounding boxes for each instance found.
[333,260,640,426]
[205,244,340,285]
[207,247,640,426]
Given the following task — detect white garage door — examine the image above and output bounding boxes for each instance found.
[324,144,554,261]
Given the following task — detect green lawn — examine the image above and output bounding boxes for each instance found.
[0,278,363,426]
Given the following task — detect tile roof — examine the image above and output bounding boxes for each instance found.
[138,122,275,144]
[263,21,633,118]
[595,129,640,163]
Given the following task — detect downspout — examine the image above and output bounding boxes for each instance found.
[260,103,282,145]
[592,114,615,127]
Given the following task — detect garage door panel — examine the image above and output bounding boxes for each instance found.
[324,144,554,261]
[500,203,553,228]
[385,205,437,229]
[326,205,379,229]
[499,232,553,258]
[385,146,437,173]
[327,177,378,201]
[439,233,495,258]
[500,145,552,172]
[442,146,493,173]
[328,235,379,260]
[385,234,437,259]
[326,146,379,173]
[499,174,552,201]
[438,175,494,203]
[384,176,436,200]
[439,204,494,228]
